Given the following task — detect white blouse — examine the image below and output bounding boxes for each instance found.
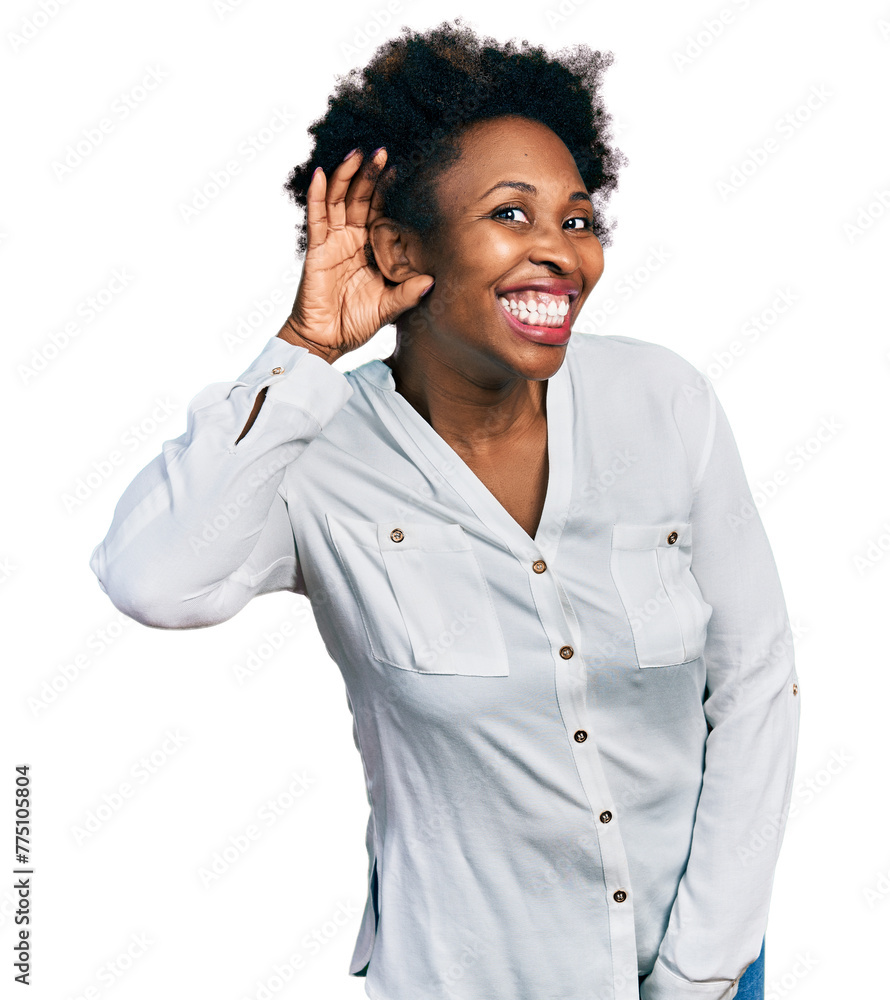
[91,330,801,1000]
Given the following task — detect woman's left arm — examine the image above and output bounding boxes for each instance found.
[641,377,801,1000]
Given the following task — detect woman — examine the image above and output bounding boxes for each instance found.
[91,21,797,1000]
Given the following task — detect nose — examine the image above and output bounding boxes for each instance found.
[528,221,582,275]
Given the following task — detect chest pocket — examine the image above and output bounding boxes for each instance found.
[326,514,509,676]
[609,522,713,668]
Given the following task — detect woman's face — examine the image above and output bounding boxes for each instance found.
[400,114,605,385]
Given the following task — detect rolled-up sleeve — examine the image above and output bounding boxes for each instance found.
[90,336,353,629]
[641,376,801,1000]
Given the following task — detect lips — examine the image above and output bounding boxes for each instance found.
[496,278,581,299]
[494,279,579,346]
[496,295,572,345]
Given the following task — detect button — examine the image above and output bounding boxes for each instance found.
[390,529,404,543]
[792,683,798,695]
[532,560,547,574]
[599,810,612,824]
[271,367,284,375]
[613,889,627,903]
[559,645,574,659]
[667,531,678,544]
[574,730,587,743]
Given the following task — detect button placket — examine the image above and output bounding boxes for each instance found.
[524,536,638,992]
[538,569,637,991]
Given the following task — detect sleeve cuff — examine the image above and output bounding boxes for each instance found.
[640,958,739,1000]
[237,335,354,429]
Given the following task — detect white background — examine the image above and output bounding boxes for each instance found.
[3,0,889,998]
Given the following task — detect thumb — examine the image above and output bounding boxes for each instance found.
[379,274,435,325]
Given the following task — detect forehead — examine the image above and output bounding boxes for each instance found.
[435,116,584,199]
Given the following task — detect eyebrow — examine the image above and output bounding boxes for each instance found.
[478,180,591,203]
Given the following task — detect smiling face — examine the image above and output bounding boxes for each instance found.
[390,115,605,385]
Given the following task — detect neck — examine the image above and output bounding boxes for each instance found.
[382,333,547,453]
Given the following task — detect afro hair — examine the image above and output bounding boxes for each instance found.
[283,18,626,264]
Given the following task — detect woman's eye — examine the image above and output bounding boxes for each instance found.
[492,205,529,223]
[565,216,593,230]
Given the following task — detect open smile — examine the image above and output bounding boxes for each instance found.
[496,290,572,346]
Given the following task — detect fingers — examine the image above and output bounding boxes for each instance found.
[378,272,436,325]
[366,162,388,226]
[305,147,388,253]
[324,147,374,232]
[344,148,388,229]
[305,166,328,252]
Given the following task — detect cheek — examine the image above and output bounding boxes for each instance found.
[583,244,605,284]
[444,235,519,304]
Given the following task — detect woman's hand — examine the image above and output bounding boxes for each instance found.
[278,148,434,364]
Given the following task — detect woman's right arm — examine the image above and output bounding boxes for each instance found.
[91,146,433,629]
[89,337,353,629]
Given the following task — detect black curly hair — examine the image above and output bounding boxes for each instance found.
[283,18,626,266]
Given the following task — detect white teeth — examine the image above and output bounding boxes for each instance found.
[497,291,570,328]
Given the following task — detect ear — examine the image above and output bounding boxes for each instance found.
[368,218,429,284]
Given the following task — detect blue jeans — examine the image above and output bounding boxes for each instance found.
[736,938,765,1000]
[639,938,765,998]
